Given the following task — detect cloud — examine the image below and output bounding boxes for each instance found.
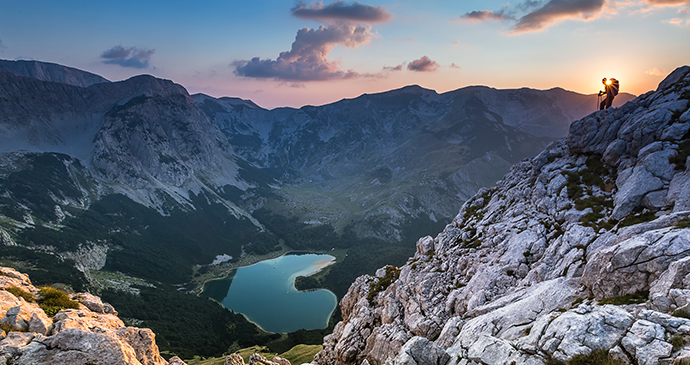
[457,10,514,22]
[100,45,155,69]
[450,63,461,69]
[383,64,403,71]
[234,23,373,81]
[516,1,545,12]
[292,1,392,23]
[512,0,605,33]
[407,56,439,72]
[645,0,690,4]
[645,67,666,76]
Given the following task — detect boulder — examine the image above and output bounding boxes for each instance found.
[392,337,449,365]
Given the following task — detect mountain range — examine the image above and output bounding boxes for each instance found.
[0,58,640,358]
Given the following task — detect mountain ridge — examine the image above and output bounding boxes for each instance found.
[312,65,690,365]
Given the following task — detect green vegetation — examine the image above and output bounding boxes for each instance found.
[296,244,414,298]
[185,344,322,365]
[101,286,277,359]
[598,290,648,306]
[5,286,35,302]
[677,218,690,229]
[37,286,80,317]
[368,266,401,304]
[568,350,623,365]
[669,135,690,171]
[672,335,686,352]
[619,211,656,228]
[0,246,87,292]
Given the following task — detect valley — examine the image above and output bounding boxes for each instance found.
[0,58,639,361]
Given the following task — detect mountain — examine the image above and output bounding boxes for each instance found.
[0,58,644,358]
[312,66,690,365]
[0,59,110,87]
[193,84,633,243]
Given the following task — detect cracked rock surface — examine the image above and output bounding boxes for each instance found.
[0,266,182,365]
[314,66,690,365]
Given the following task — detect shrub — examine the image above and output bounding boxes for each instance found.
[598,290,648,306]
[568,349,623,365]
[5,286,35,302]
[619,211,656,228]
[367,266,401,304]
[37,286,80,316]
[677,218,690,229]
[671,335,686,352]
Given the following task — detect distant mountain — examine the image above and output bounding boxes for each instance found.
[0,59,110,87]
[0,58,638,297]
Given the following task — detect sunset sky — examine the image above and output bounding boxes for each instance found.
[1,0,688,109]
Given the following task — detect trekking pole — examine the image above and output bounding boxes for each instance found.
[597,93,600,111]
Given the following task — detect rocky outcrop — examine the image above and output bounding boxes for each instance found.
[0,266,183,365]
[314,66,690,365]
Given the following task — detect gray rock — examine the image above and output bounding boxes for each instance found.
[540,305,634,361]
[621,320,672,365]
[612,166,664,220]
[392,337,449,365]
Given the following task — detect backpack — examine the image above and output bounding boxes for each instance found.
[610,78,619,96]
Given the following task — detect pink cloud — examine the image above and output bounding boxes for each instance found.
[407,56,439,72]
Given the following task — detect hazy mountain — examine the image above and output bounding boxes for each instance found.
[0,59,110,87]
[0,59,636,290]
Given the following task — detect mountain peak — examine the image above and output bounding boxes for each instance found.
[0,59,110,87]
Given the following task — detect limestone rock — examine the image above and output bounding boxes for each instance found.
[392,337,449,365]
[74,292,118,315]
[226,354,246,365]
[0,266,173,365]
[116,327,168,365]
[315,67,690,365]
[168,356,187,365]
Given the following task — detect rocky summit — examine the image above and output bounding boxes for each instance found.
[313,66,690,365]
[0,266,184,365]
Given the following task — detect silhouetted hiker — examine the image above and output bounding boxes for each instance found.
[599,77,619,110]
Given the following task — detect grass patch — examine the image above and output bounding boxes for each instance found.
[368,266,401,304]
[5,286,35,302]
[37,286,80,317]
[568,349,623,365]
[677,218,690,229]
[279,344,323,364]
[598,290,648,306]
[672,335,686,352]
[669,134,690,171]
[673,308,690,319]
[619,211,656,228]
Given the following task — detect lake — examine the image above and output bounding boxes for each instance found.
[203,253,338,333]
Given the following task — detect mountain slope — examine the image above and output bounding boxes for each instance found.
[314,66,690,365]
[0,59,110,87]
[193,84,631,242]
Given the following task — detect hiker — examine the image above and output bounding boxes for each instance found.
[599,77,619,110]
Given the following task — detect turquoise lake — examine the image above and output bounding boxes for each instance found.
[217,254,337,333]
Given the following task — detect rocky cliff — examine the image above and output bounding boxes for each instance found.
[0,266,185,365]
[314,66,690,365]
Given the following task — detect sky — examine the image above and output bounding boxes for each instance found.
[0,0,688,109]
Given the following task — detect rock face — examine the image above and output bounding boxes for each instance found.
[314,65,690,365]
[0,266,183,365]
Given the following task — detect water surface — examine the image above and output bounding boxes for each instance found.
[215,253,337,333]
